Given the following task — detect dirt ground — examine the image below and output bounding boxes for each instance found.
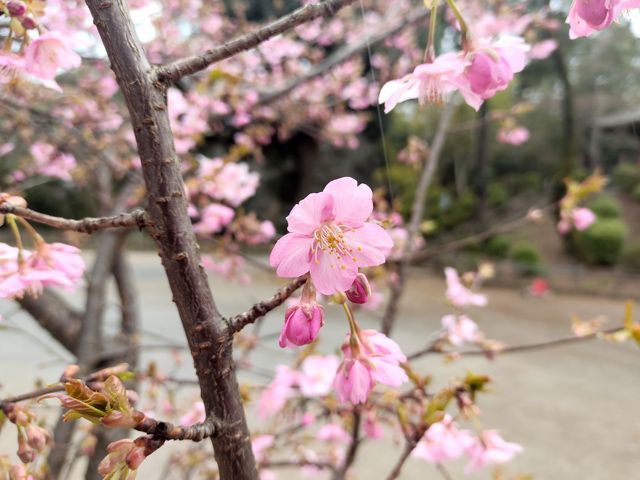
[1,252,639,479]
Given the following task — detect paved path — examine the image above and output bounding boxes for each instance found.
[1,253,638,479]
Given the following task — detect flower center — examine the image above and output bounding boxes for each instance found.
[311,223,357,269]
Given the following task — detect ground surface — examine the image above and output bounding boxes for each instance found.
[1,252,639,479]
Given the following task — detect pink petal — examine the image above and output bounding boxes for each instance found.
[323,177,373,227]
[309,252,358,295]
[269,233,312,277]
[344,223,393,268]
[370,359,408,387]
[286,192,334,235]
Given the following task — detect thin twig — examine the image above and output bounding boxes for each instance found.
[407,326,625,361]
[228,276,307,333]
[136,415,221,442]
[0,203,148,234]
[156,0,359,83]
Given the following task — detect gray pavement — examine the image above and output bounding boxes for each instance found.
[1,252,639,479]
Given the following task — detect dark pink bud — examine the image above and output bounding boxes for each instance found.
[20,16,37,29]
[17,440,35,464]
[25,425,50,451]
[346,273,371,304]
[278,304,324,348]
[7,0,27,17]
[125,446,147,470]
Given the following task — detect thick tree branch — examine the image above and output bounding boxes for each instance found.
[0,204,147,234]
[228,277,307,334]
[155,0,358,84]
[136,415,221,442]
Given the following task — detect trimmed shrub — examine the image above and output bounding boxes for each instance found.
[612,163,640,194]
[621,241,640,272]
[510,242,543,276]
[574,218,627,266]
[587,195,621,219]
[485,235,511,259]
[632,184,640,203]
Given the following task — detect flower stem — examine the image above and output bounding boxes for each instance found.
[6,214,25,267]
[15,216,45,247]
[445,0,470,47]
[425,0,439,62]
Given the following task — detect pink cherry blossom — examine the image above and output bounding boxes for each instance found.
[444,267,487,308]
[572,207,596,231]
[257,365,298,420]
[529,39,558,60]
[24,32,81,88]
[441,314,480,346]
[363,411,383,439]
[465,430,523,472]
[179,401,205,426]
[566,0,640,38]
[198,157,259,207]
[379,53,482,112]
[464,36,529,101]
[412,414,474,464]
[298,355,339,397]
[317,424,351,444]
[270,177,393,295]
[334,329,407,404]
[497,126,530,145]
[193,203,235,235]
[251,435,274,463]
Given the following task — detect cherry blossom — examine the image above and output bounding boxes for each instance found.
[557,208,596,234]
[270,177,393,295]
[298,355,339,397]
[24,32,81,90]
[465,430,523,472]
[334,329,407,404]
[441,314,480,346]
[497,125,531,145]
[179,401,205,427]
[345,273,372,304]
[316,424,351,444]
[412,414,474,464]
[444,267,488,308]
[279,302,324,348]
[193,203,235,235]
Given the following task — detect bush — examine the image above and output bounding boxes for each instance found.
[485,235,511,259]
[487,182,509,207]
[587,195,622,219]
[574,218,627,266]
[632,184,640,203]
[510,242,544,276]
[612,163,640,194]
[621,242,640,272]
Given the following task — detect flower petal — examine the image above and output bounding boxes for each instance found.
[309,251,357,295]
[269,233,312,277]
[322,177,373,227]
[286,192,334,235]
[344,223,393,268]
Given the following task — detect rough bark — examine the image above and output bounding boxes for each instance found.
[83,1,258,477]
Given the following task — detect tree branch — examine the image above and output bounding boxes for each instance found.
[155,0,358,84]
[381,100,457,336]
[228,277,307,334]
[0,204,147,234]
[136,415,221,442]
[407,326,625,361]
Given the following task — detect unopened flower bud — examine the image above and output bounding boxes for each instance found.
[20,16,37,29]
[345,273,371,304]
[61,364,80,380]
[6,0,27,17]
[25,425,50,451]
[102,410,144,429]
[17,439,35,464]
[278,303,324,348]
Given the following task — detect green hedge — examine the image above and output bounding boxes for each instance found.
[574,218,627,266]
[587,195,621,219]
[510,241,544,276]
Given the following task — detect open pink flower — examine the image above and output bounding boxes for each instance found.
[412,414,474,464]
[193,203,235,235]
[572,207,596,231]
[270,177,393,295]
[465,430,523,472]
[24,32,81,86]
[497,126,530,145]
[441,314,479,346]
[566,0,640,38]
[334,329,407,404]
[379,53,482,112]
[444,267,487,308]
[298,355,339,397]
[464,36,529,100]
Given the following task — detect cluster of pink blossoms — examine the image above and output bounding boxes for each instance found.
[567,0,640,38]
[412,414,522,472]
[440,267,487,346]
[379,34,529,113]
[557,207,596,235]
[270,177,407,404]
